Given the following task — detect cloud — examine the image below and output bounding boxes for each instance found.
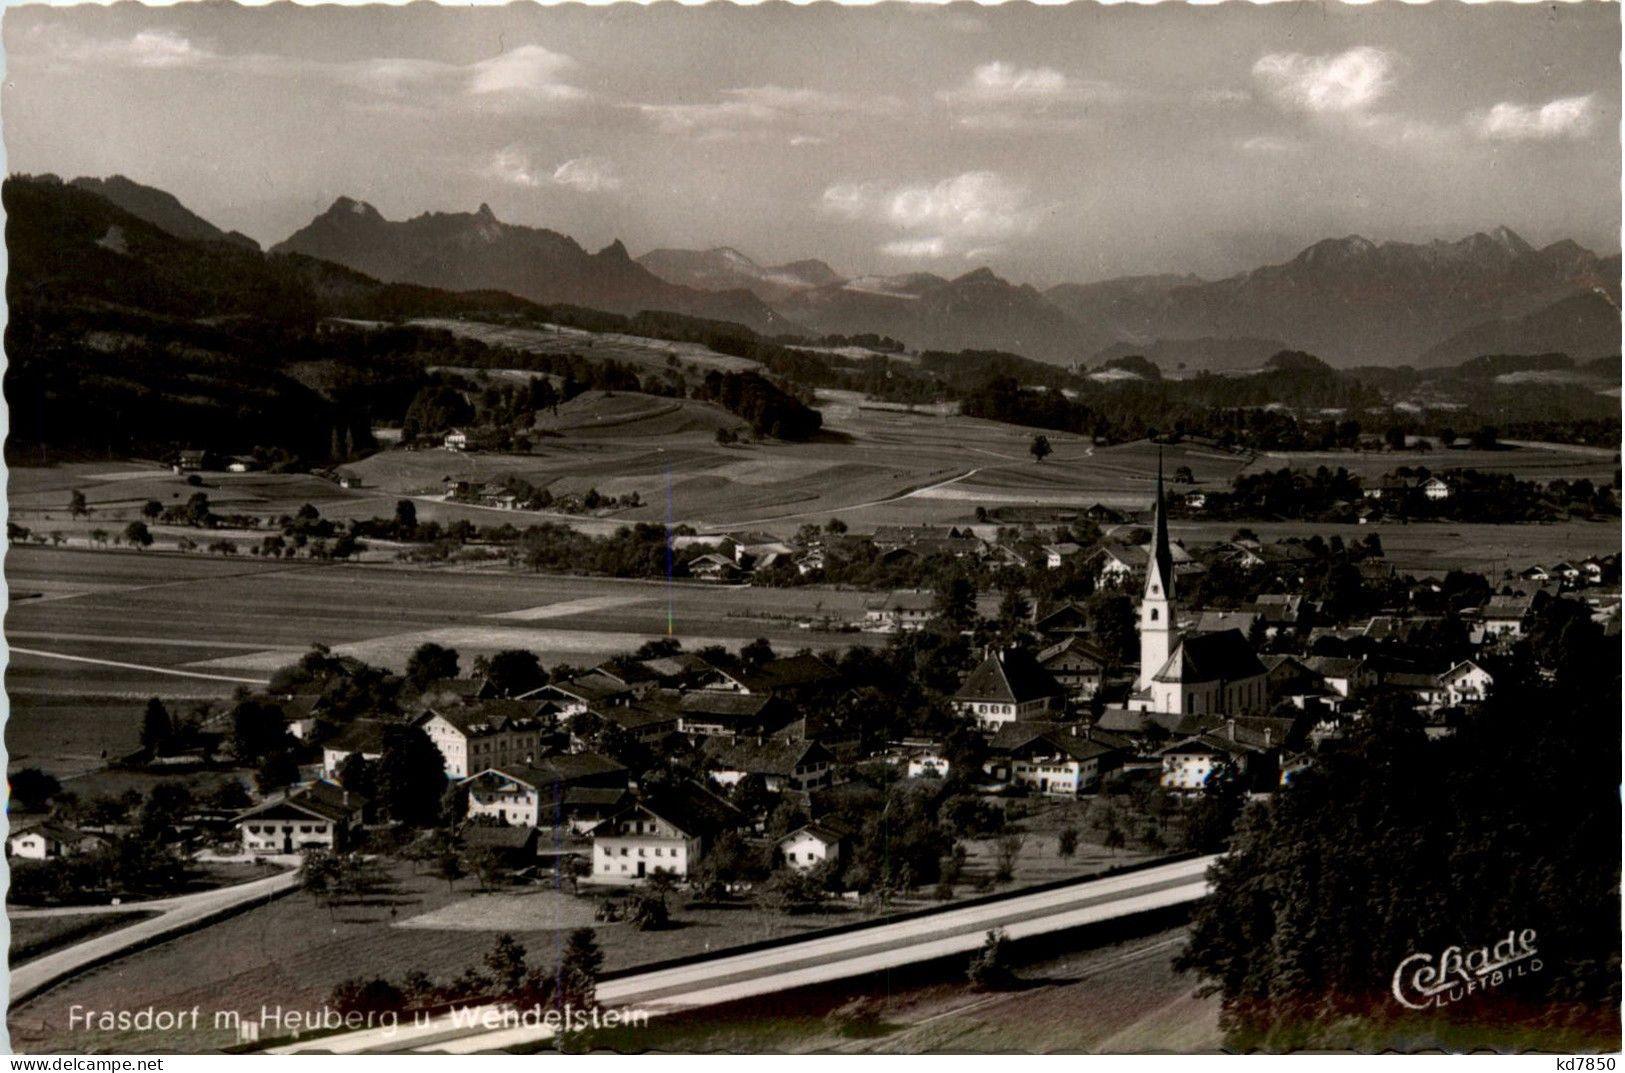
[16,26,589,114]
[16,25,213,70]
[823,171,1042,259]
[485,148,621,193]
[1252,46,1393,114]
[550,156,622,192]
[636,85,898,143]
[466,45,583,103]
[1473,95,1595,141]
[938,61,1118,130]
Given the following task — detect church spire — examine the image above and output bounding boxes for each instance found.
[1149,450,1174,599]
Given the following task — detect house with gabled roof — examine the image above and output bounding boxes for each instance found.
[778,818,855,872]
[8,822,110,861]
[703,738,835,794]
[521,673,634,719]
[1037,635,1113,700]
[986,722,1123,794]
[588,781,742,885]
[862,591,936,633]
[1158,724,1276,792]
[677,692,797,739]
[1478,595,1535,640]
[414,700,548,778]
[460,752,629,831]
[237,781,366,854]
[952,648,1067,731]
[320,718,392,777]
[1034,601,1091,637]
[1435,660,1494,708]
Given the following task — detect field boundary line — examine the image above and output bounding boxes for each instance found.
[8,646,272,686]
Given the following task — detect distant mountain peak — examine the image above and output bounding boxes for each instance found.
[953,267,1006,286]
[476,202,496,221]
[326,196,380,220]
[598,239,631,260]
[68,174,259,251]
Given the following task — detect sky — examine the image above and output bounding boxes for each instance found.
[3,2,1619,285]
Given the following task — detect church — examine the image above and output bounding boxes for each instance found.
[1127,460,1268,717]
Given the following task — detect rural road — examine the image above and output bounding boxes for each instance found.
[10,864,302,1003]
[270,855,1215,1054]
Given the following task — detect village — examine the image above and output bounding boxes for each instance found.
[9,463,1615,998]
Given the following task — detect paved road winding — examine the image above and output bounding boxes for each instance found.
[271,855,1215,1055]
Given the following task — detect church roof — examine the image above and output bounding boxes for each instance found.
[1151,629,1267,685]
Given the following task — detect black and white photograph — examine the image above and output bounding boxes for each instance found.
[0,0,1620,1058]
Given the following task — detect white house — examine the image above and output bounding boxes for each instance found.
[443,429,470,451]
[414,702,548,778]
[906,751,952,780]
[1422,477,1452,501]
[777,821,852,872]
[7,823,108,861]
[1043,542,1083,569]
[588,782,740,886]
[460,753,628,831]
[237,781,365,855]
[1436,660,1494,707]
[861,591,936,633]
[989,724,1122,795]
[952,648,1067,731]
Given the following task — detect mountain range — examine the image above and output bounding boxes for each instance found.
[637,231,1620,368]
[271,198,791,335]
[25,174,1624,370]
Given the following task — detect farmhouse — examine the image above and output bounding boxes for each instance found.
[460,753,628,830]
[862,591,936,633]
[952,648,1067,731]
[320,718,390,777]
[237,781,365,855]
[589,781,741,885]
[1422,476,1452,501]
[1037,635,1113,700]
[986,723,1122,795]
[414,701,548,778]
[687,553,742,582]
[677,692,797,739]
[8,823,109,861]
[1158,730,1269,792]
[704,738,835,793]
[522,673,634,719]
[1479,595,1535,639]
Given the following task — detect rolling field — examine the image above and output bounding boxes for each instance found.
[409,318,762,377]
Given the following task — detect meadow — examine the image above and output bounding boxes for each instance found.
[7,836,1149,1054]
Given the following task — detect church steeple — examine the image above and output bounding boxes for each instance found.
[1148,451,1175,604]
[1139,450,1176,690]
